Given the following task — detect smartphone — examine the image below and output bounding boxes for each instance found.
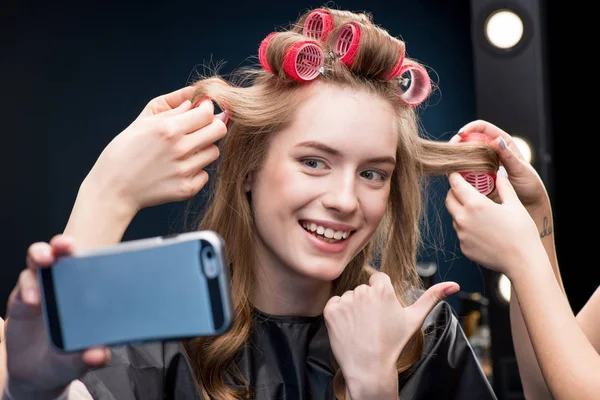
[38,231,233,353]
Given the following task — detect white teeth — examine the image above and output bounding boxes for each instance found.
[300,221,351,241]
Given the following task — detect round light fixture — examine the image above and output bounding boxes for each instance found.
[484,9,524,50]
[512,135,533,164]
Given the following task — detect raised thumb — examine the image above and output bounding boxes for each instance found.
[408,282,459,323]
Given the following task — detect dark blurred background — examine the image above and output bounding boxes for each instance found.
[0,0,591,399]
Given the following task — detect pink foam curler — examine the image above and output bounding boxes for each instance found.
[303,9,334,40]
[336,23,361,66]
[386,42,406,79]
[282,41,324,82]
[259,32,278,74]
[396,62,431,106]
[459,132,496,196]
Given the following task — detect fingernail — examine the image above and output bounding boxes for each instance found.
[40,246,52,260]
[444,286,459,296]
[498,166,508,177]
[216,111,230,125]
[458,126,465,134]
[25,288,39,304]
[499,137,507,150]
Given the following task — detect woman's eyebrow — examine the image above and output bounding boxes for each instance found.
[294,141,396,165]
[294,141,341,156]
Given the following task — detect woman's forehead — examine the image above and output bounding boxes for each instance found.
[284,85,398,146]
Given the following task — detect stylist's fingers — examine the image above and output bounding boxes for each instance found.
[140,86,196,117]
[184,145,220,174]
[459,120,524,160]
[494,168,520,203]
[173,99,215,134]
[448,132,462,144]
[447,172,482,204]
[492,137,528,177]
[179,117,227,156]
[445,188,462,218]
[458,120,507,140]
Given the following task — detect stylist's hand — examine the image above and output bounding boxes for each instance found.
[4,234,109,399]
[324,272,459,398]
[84,86,228,214]
[451,120,549,212]
[446,171,541,276]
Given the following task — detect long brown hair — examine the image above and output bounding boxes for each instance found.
[184,7,499,400]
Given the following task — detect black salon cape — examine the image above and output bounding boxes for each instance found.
[80,300,497,400]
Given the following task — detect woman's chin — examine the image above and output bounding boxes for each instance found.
[294,260,347,283]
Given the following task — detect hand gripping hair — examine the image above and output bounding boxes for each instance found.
[258,8,432,107]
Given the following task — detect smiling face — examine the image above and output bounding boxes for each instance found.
[246,83,398,283]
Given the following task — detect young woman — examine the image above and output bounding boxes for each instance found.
[446,121,600,400]
[2,8,500,400]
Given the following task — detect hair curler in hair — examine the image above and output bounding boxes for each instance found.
[283,42,324,82]
[459,132,496,195]
[259,32,324,82]
[303,9,334,41]
[395,61,431,106]
[385,42,406,79]
[335,23,361,67]
[258,32,278,74]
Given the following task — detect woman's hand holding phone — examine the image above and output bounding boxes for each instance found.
[2,234,109,400]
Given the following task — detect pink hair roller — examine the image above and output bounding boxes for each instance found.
[303,9,334,40]
[386,43,406,79]
[395,62,431,106]
[259,32,324,82]
[336,23,361,66]
[259,32,278,74]
[282,42,324,82]
[459,132,496,196]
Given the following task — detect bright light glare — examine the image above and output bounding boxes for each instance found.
[498,273,511,303]
[484,10,524,49]
[512,136,533,164]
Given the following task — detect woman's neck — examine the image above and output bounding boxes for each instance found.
[251,258,333,317]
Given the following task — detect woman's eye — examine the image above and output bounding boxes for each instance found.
[361,170,385,181]
[302,159,326,169]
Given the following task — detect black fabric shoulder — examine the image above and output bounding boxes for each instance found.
[398,299,498,399]
[80,341,202,400]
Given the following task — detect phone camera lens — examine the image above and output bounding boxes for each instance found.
[201,246,219,278]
